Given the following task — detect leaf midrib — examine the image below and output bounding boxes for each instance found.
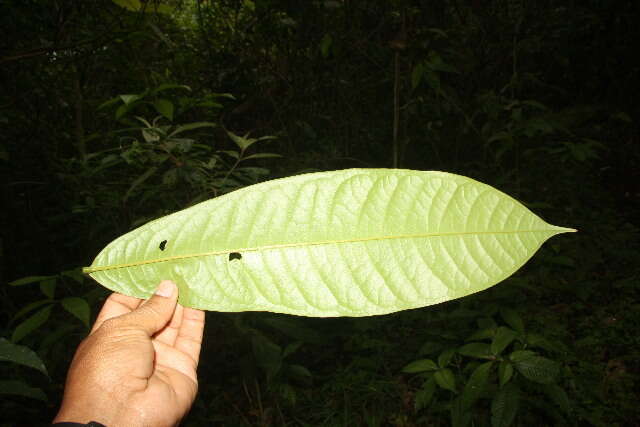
[84,228,574,273]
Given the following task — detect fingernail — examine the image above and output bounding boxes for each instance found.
[155,280,176,297]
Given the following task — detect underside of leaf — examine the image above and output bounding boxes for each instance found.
[84,169,574,317]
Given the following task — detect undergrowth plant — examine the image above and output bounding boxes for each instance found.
[402,305,571,426]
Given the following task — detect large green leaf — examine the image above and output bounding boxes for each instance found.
[84,169,574,317]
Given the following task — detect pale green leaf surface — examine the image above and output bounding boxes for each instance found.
[84,169,574,317]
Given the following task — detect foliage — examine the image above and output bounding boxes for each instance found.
[402,306,571,425]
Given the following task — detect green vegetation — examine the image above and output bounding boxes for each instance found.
[1,0,638,425]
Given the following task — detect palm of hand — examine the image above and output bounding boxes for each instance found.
[55,286,205,427]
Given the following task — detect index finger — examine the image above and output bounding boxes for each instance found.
[91,292,144,333]
[174,308,205,368]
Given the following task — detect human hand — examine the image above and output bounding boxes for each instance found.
[53,280,205,427]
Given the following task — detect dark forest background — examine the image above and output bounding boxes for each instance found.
[1,0,639,425]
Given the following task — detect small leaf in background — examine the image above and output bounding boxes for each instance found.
[513,355,560,384]
[319,33,332,58]
[0,380,47,401]
[11,305,53,343]
[458,342,492,359]
[61,297,91,328]
[498,361,514,387]
[124,166,158,202]
[9,276,54,286]
[119,93,142,105]
[451,396,472,427]
[509,350,536,362]
[153,99,174,121]
[402,358,438,373]
[39,278,56,299]
[241,153,282,161]
[491,383,520,427]
[287,364,312,386]
[251,335,282,382]
[411,63,425,89]
[461,361,493,409]
[62,268,84,284]
[414,376,437,411]
[466,327,496,341]
[542,383,571,414]
[115,104,129,120]
[491,327,517,355]
[434,368,456,393]
[500,308,525,334]
[0,338,48,375]
[526,333,561,353]
[438,348,456,368]
[169,121,216,137]
[227,130,254,151]
[11,300,53,324]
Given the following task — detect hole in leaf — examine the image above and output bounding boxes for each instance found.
[159,240,167,251]
[229,252,242,261]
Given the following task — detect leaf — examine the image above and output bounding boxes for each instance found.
[9,275,54,286]
[402,358,438,373]
[252,335,282,382]
[491,326,517,355]
[498,361,514,387]
[0,338,48,375]
[542,384,571,414]
[415,376,437,411]
[512,355,560,384]
[11,300,54,324]
[500,308,525,334]
[461,361,493,409]
[411,63,425,89]
[492,383,520,427]
[39,278,56,299]
[319,33,333,58]
[11,305,53,343]
[438,347,456,367]
[124,167,158,201]
[153,99,174,121]
[153,84,191,94]
[61,297,91,327]
[84,169,575,317]
[119,94,142,105]
[0,380,47,401]
[434,368,456,392]
[169,122,216,137]
[458,343,492,359]
[451,396,472,427]
[241,153,283,161]
[62,268,84,284]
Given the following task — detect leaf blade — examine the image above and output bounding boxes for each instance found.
[85,169,574,317]
[0,338,48,375]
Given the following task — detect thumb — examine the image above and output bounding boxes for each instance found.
[116,280,179,336]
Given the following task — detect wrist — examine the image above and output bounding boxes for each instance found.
[53,392,125,427]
